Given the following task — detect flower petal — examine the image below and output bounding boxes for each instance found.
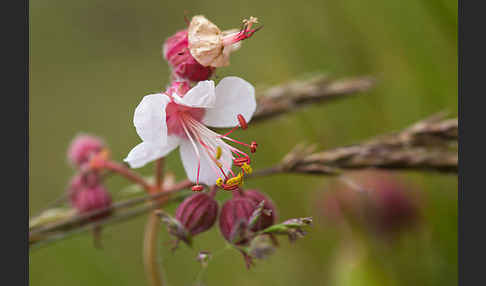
[133,93,170,144]
[124,136,181,168]
[202,76,256,128]
[172,80,216,108]
[179,140,232,186]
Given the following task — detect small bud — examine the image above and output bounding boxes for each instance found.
[315,171,421,238]
[163,29,214,82]
[68,172,101,204]
[175,193,218,237]
[67,134,105,168]
[367,173,420,235]
[219,197,256,245]
[237,189,277,232]
[71,185,112,220]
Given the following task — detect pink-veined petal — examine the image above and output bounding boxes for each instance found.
[179,140,233,186]
[124,136,181,168]
[172,80,216,108]
[202,76,256,128]
[133,93,170,144]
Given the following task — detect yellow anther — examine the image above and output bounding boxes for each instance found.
[216,178,224,187]
[226,172,243,186]
[215,146,222,160]
[241,163,253,174]
[215,160,222,168]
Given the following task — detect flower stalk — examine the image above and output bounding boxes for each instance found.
[143,158,166,286]
[101,160,153,192]
[144,211,163,286]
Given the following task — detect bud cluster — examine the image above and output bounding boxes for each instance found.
[166,188,278,267]
[66,135,112,220]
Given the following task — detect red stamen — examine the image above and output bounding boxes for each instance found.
[250,141,258,153]
[191,185,204,192]
[221,136,251,148]
[237,114,248,130]
[221,126,240,138]
[233,157,251,166]
[221,184,240,191]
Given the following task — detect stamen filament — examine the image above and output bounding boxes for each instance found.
[180,118,202,185]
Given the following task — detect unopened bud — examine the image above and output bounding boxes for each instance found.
[219,197,256,244]
[163,29,214,82]
[237,189,277,232]
[71,185,112,220]
[67,134,105,168]
[175,193,218,236]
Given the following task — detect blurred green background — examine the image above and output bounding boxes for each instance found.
[29,0,457,285]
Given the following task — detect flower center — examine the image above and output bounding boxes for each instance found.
[175,110,257,191]
[166,102,205,138]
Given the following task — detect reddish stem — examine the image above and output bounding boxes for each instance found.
[155,159,164,191]
[102,161,152,192]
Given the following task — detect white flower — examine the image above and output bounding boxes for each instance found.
[124,77,257,187]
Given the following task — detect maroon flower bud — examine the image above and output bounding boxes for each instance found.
[72,185,112,220]
[315,170,421,237]
[67,134,105,168]
[175,192,218,236]
[237,189,277,231]
[219,197,256,244]
[367,173,420,234]
[163,29,214,82]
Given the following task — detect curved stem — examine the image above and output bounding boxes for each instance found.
[144,211,163,286]
[102,161,152,192]
[155,159,164,191]
[143,158,166,286]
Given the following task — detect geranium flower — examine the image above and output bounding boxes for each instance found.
[124,77,257,189]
